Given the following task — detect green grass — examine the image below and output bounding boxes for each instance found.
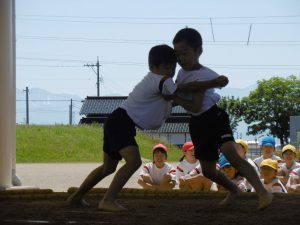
[16,125,183,163]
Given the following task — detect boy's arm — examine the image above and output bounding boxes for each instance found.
[176,75,228,93]
[171,91,205,113]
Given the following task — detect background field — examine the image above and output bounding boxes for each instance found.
[16,125,183,163]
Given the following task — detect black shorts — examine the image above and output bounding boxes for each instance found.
[103,108,138,160]
[189,105,235,162]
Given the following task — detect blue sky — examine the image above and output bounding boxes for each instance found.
[16,0,300,98]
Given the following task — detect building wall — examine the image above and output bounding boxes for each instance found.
[290,116,300,147]
[142,132,191,146]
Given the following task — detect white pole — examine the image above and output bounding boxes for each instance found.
[0,0,14,189]
[11,0,21,186]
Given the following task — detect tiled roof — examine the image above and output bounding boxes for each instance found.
[79,96,127,115]
[80,96,187,115]
[141,122,189,133]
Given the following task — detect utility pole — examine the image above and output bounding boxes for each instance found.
[69,98,73,125]
[84,57,102,97]
[23,86,29,124]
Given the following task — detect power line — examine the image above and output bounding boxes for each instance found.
[17,35,300,46]
[17,14,300,20]
[16,57,300,67]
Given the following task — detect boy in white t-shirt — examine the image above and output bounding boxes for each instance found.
[138,144,176,190]
[256,159,287,193]
[253,136,282,168]
[218,153,247,192]
[177,141,213,191]
[277,144,300,186]
[67,45,227,211]
[170,27,272,210]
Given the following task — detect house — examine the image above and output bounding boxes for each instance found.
[79,96,191,146]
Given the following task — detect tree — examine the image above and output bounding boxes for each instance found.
[217,96,242,133]
[241,75,300,145]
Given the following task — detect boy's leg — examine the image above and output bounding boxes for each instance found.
[67,152,119,206]
[99,145,142,211]
[200,160,240,204]
[220,141,272,210]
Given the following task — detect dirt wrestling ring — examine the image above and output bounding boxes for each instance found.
[1,188,299,225]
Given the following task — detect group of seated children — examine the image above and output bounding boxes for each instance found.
[137,136,300,193]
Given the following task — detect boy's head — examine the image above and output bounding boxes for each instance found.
[148,45,177,77]
[260,159,278,182]
[282,144,297,161]
[219,153,237,179]
[152,143,168,164]
[172,27,203,71]
[261,136,276,158]
[235,139,249,158]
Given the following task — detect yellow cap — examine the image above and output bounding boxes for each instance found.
[282,144,297,154]
[235,139,249,154]
[260,159,278,171]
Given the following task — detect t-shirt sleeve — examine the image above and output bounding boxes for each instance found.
[139,164,150,176]
[162,78,177,95]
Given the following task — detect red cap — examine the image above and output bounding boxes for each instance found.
[152,143,168,152]
[182,141,194,152]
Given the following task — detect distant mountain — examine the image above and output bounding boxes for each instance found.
[217,84,257,99]
[16,88,83,125]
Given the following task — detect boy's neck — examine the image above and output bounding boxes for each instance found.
[263,154,273,159]
[263,177,275,184]
[155,162,165,169]
[184,63,202,71]
[285,160,294,168]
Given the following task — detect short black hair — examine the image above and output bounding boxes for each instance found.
[153,148,168,158]
[148,44,177,67]
[172,27,203,50]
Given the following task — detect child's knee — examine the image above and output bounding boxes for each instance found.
[103,166,117,175]
[128,158,142,170]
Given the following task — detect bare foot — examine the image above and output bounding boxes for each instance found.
[258,192,273,210]
[219,191,240,206]
[98,200,127,212]
[66,195,90,208]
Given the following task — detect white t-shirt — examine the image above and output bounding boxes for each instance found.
[253,155,282,168]
[175,66,220,116]
[260,177,287,193]
[121,72,177,130]
[290,167,300,177]
[286,167,300,189]
[232,175,248,192]
[279,161,300,177]
[139,162,176,185]
[189,164,204,176]
[176,159,200,180]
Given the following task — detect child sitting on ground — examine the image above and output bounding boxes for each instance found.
[176,142,214,191]
[235,139,260,191]
[253,136,281,168]
[256,159,287,193]
[277,144,300,186]
[138,144,176,190]
[218,153,247,192]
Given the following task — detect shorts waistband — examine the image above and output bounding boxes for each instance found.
[192,104,219,118]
